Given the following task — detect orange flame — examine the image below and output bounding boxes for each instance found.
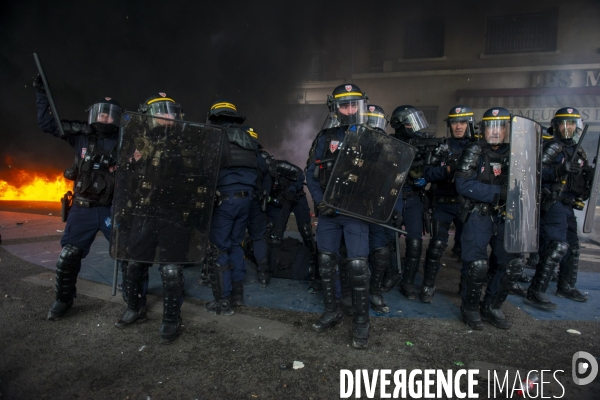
[0,169,72,201]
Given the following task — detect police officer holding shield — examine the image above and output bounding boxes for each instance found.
[454,107,526,330]
[526,107,593,308]
[306,84,371,348]
[34,76,122,321]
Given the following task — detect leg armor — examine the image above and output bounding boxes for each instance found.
[420,239,447,303]
[526,241,568,310]
[369,246,390,313]
[159,264,184,343]
[312,252,343,333]
[399,238,422,300]
[232,280,244,306]
[381,242,400,293]
[348,258,370,349]
[480,258,523,329]
[460,260,488,330]
[256,258,270,288]
[47,244,82,321]
[115,262,150,328]
[339,258,353,316]
[204,259,234,317]
[556,242,587,302]
[299,223,319,288]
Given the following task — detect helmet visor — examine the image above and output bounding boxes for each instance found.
[364,110,388,131]
[402,110,429,134]
[482,120,509,144]
[88,103,122,127]
[334,99,367,126]
[555,119,583,139]
[147,101,183,120]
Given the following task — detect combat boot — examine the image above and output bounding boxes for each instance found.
[256,258,270,288]
[419,239,446,304]
[352,322,370,349]
[525,241,567,311]
[555,242,587,302]
[480,302,512,330]
[47,299,74,321]
[205,297,235,316]
[312,309,343,332]
[369,246,390,313]
[460,260,488,330]
[312,252,343,332]
[158,265,184,344]
[47,244,82,321]
[115,262,150,328]
[115,307,147,329]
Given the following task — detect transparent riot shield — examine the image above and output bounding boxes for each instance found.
[110,112,223,264]
[323,125,416,223]
[504,116,542,253]
[583,134,600,233]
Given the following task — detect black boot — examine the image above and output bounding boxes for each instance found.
[312,252,343,332]
[480,258,522,329]
[348,258,370,348]
[256,258,271,288]
[159,265,184,344]
[115,262,150,329]
[480,302,512,329]
[420,239,446,303]
[556,242,587,302]
[525,242,567,311]
[381,239,400,293]
[232,280,244,306]
[48,244,82,321]
[460,260,488,330]
[399,238,422,300]
[205,260,235,316]
[369,247,390,313]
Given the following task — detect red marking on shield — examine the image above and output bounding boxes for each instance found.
[345,85,352,92]
[455,108,461,113]
[567,108,573,114]
[330,141,339,153]
[81,148,87,158]
[369,106,375,112]
[105,97,111,101]
[159,92,166,97]
[492,109,499,116]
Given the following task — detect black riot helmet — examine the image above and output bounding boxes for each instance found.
[87,97,122,137]
[364,104,388,132]
[323,84,367,128]
[390,105,429,137]
[480,107,511,145]
[138,93,184,129]
[446,105,475,139]
[207,100,246,125]
[551,107,583,140]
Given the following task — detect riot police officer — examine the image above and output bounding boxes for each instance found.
[115,94,187,344]
[267,158,317,286]
[306,84,371,348]
[420,106,474,303]
[454,107,525,330]
[386,105,431,299]
[526,107,592,308]
[242,126,273,289]
[204,100,260,316]
[34,75,122,321]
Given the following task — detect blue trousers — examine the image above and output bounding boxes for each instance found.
[209,192,252,297]
[248,199,268,263]
[61,204,112,257]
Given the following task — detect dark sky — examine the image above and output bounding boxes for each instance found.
[0,0,346,184]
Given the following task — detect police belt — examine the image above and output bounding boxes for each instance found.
[402,189,423,200]
[220,191,251,201]
[471,202,498,217]
[434,196,460,204]
[73,197,102,208]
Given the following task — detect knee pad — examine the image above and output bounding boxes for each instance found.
[57,244,83,272]
[371,246,390,265]
[468,260,488,283]
[426,239,447,260]
[505,258,525,282]
[161,264,184,291]
[405,238,422,259]
[318,252,338,277]
[544,241,569,264]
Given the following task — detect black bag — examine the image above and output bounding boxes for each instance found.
[269,237,311,280]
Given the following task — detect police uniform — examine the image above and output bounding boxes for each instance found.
[306,84,371,349]
[420,106,474,303]
[204,101,260,317]
[35,85,121,321]
[526,107,592,308]
[454,107,525,330]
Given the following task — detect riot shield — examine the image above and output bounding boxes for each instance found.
[504,116,542,253]
[110,112,223,264]
[583,134,600,233]
[323,125,416,223]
